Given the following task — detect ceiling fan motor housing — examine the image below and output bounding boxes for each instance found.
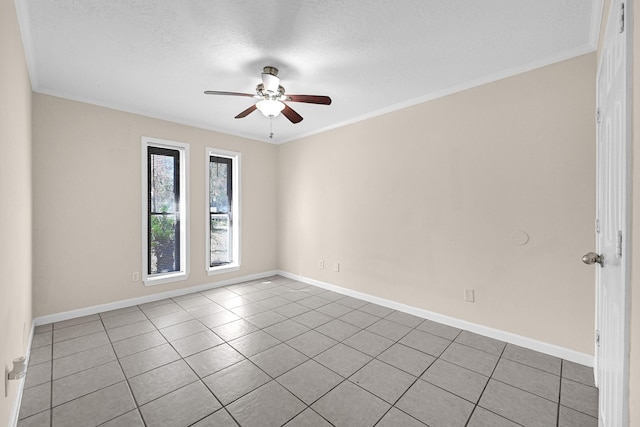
[262,66,279,76]
[256,83,285,99]
[261,66,281,94]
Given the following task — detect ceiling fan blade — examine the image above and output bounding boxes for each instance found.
[204,91,255,97]
[286,95,332,105]
[234,105,257,119]
[282,104,303,124]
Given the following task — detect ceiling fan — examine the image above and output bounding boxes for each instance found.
[204,66,331,124]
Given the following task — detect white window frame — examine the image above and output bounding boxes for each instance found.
[142,137,190,286]
[206,147,241,275]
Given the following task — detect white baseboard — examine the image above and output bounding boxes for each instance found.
[33,270,279,326]
[277,270,595,367]
[8,321,34,427]
[30,268,594,367]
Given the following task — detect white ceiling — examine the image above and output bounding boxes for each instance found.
[16,0,601,144]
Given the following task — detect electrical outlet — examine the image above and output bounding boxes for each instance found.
[333,262,340,272]
[132,272,140,282]
[464,288,475,303]
[319,259,324,269]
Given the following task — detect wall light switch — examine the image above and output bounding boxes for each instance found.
[319,260,324,269]
[333,262,340,272]
[132,272,140,282]
[464,289,475,303]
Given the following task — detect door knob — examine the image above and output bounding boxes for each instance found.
[582,252,604,266]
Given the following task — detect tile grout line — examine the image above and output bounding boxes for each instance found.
[32,282,441,425]
[439,340,568,410]
[122,303,171,427]
[219,285,364,424]
[48,344,116,382]
[464,340,507,427]
[211,284,461,426]
[20,276,597,427]
[50,300,401,425]
[557,376,600,420]
[130,300,212,426]
[132,289,249,425]
[37,320,141,425]
[373,321,464,426]
[140,284,292,425]
[97,314,146,427]
[23,284,252,425]
[557,360,564,427]
[213,283,330,426]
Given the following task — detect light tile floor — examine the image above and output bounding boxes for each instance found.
[18,275,599,427]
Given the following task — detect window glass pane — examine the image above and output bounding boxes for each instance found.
[209,161,229,213]
[150,153,176,213]
[148,147,180,275]
[150,213,177,273]
[209,156,232,267]
[210,214,231,265]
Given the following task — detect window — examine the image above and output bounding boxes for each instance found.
[207,148,240,274]
[142,137,189,285]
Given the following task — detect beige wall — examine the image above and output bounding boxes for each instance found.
[6,0,636,423]
[32,95,278,316]
[0,0,33,424]
[629,0,639,425]
[278,53,596,354]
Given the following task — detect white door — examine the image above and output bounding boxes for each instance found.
[591,0,630,426]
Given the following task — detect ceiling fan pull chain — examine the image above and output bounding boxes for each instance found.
[269,116,274,139]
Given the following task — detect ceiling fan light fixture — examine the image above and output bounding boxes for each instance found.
[256,99,285,117]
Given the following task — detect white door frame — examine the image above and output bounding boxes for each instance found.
[594,0,632,425]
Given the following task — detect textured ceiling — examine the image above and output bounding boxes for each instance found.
[16,0,601,143]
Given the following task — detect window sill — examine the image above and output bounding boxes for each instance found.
[143,272,189,287]
[207,264,240,276]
